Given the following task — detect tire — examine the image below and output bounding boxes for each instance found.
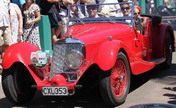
[161,31,173,69]
[2,64,36,105]
[99,52,131,106]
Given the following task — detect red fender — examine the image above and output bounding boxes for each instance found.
[152,23,174,58]
[2,42,40,69]
[94,40,128,71]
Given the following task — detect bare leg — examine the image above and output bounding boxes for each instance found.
[55,26,63,38]
[51,23,63,44]
[51,28,57,44]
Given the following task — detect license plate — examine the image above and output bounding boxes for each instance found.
[42,87,68,96]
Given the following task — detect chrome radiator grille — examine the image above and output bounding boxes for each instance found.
[50,39,84,78]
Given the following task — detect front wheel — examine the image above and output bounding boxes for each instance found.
[99,52,131,106]
[2,64,36,105]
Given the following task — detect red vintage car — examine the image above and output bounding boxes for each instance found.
[1,2,175,107]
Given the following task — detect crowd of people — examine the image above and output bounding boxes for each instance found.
[0,0,41,69]
[0,0,140,69]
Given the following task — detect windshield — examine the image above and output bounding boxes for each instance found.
[68,2,135,26]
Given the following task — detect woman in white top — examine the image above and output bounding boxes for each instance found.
[9,2,23,43]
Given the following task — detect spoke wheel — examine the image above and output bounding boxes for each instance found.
[99,52,131,106]
[111,60,127,98]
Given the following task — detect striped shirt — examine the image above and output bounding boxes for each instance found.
[0,0,10,27]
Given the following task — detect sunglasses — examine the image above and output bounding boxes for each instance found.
[87,5,98,10]
[121,7,130,11]
[134,12,140,15]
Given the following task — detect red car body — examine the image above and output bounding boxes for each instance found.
[2,2,175,107]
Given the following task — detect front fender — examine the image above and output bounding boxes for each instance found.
[94,40,127,71]
[2,42,40,69]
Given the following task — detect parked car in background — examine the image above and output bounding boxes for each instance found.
[1,2,175,107]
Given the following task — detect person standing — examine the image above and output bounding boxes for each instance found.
[22,0,41,48]
[59,0,74,37]
[0,0,13,69]
[40,0,63,44]
[9,1,23,43]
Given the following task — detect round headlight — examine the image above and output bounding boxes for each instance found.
[65,50,84,69]
[30,51,50,68]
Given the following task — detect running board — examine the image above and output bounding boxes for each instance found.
[146,58,165,65]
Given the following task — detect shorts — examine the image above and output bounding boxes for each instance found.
[0,26,12,46]
[48,13,62,28]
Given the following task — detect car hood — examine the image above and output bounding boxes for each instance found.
[67,23,132,44]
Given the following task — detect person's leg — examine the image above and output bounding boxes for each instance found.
[55,21,64,38]
[51,22,64,44]
[51,27,58,44]
[49,13,63,44]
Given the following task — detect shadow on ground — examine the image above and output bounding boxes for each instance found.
[129,64,176,105]
[150,64,176,105]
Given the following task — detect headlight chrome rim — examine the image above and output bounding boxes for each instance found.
[65,50,84,69]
